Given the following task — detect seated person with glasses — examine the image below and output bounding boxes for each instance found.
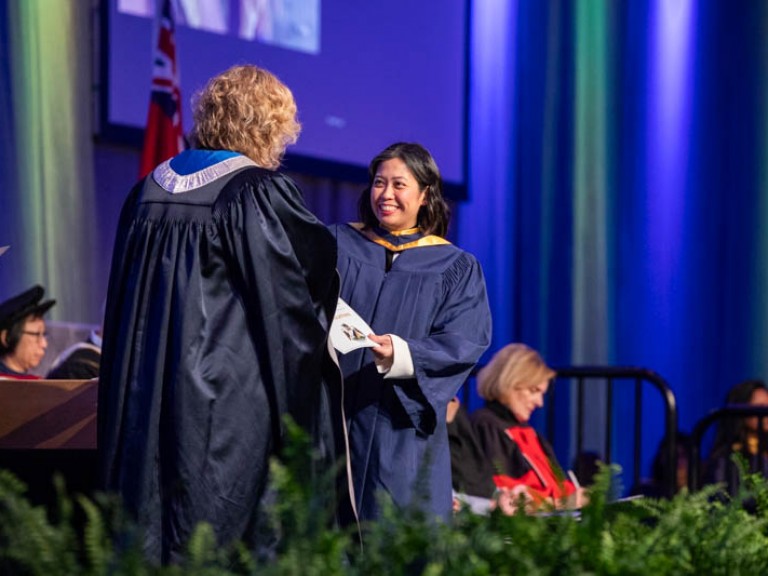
[0,285,56,379]
[471,343,588,511]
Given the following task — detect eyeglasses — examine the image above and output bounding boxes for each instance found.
[520,385,547,396]
[22,330,48,342]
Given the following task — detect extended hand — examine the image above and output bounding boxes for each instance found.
[368,333,394,371]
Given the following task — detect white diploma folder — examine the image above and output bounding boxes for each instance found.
[330,298,377,354]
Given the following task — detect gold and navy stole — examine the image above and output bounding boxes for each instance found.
[348,223,451,252]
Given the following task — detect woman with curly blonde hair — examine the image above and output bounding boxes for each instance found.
[190,64,300,169]
[99,64,342,564]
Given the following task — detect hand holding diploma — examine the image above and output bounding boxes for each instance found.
[368,333,394,371]
[330,298,377,354]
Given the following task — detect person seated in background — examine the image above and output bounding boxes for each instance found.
[46,324,102,380]
[471,343,588,511]
[447,396,497,512]
[704,379,768,495]
[0,285,56,379]
[630,431,691,498]
[447,396,533,515]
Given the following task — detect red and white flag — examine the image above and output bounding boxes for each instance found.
[139,0,185,179]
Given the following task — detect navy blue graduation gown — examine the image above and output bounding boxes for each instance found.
[98,151,340,564]
[331,223,492,522]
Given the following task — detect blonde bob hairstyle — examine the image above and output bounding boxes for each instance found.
[476,343,556,402]
[190,64,300,170]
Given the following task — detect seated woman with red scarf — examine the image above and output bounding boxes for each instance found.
[471,343,587,511]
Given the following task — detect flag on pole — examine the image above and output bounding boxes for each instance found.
[139,0,185,179]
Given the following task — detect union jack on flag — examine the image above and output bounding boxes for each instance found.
[139,0,185,179]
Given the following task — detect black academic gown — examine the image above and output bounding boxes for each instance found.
[447,403,497,499]
[47,335,101,380]
[472,401,575,501]
[331,223,491,523]
[98,152,340,564]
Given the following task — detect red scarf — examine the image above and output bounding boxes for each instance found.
[492,426,575,502]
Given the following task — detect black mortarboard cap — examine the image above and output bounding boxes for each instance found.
[0,285,56,330]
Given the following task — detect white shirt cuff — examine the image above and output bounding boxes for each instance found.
[375,334,415,379]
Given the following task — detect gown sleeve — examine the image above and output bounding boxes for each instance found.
[97,181,143,480]
[214,171,338,436]
[392,252,492,435]
[262,174,339,322]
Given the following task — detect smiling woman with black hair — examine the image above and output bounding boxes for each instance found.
[329,142,492,525]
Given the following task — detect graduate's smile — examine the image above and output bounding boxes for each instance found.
[377,202,399,216]
[370,158,426,231]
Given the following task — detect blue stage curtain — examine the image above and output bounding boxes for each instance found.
[464,0,768,483]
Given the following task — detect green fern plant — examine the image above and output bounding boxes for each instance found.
[4,431,768,575]
[0,470,79,575]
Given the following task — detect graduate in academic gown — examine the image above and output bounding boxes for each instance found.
[98,65,341,564]
[330,142,492,524]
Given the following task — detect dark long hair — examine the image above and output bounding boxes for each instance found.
[0,313,36,355]
[711,379,768,456]
[357,142,450,237]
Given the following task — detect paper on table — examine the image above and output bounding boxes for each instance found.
[330,298,377,354]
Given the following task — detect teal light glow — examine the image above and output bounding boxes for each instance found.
[572,1,610,364]
[7,2,97,321]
